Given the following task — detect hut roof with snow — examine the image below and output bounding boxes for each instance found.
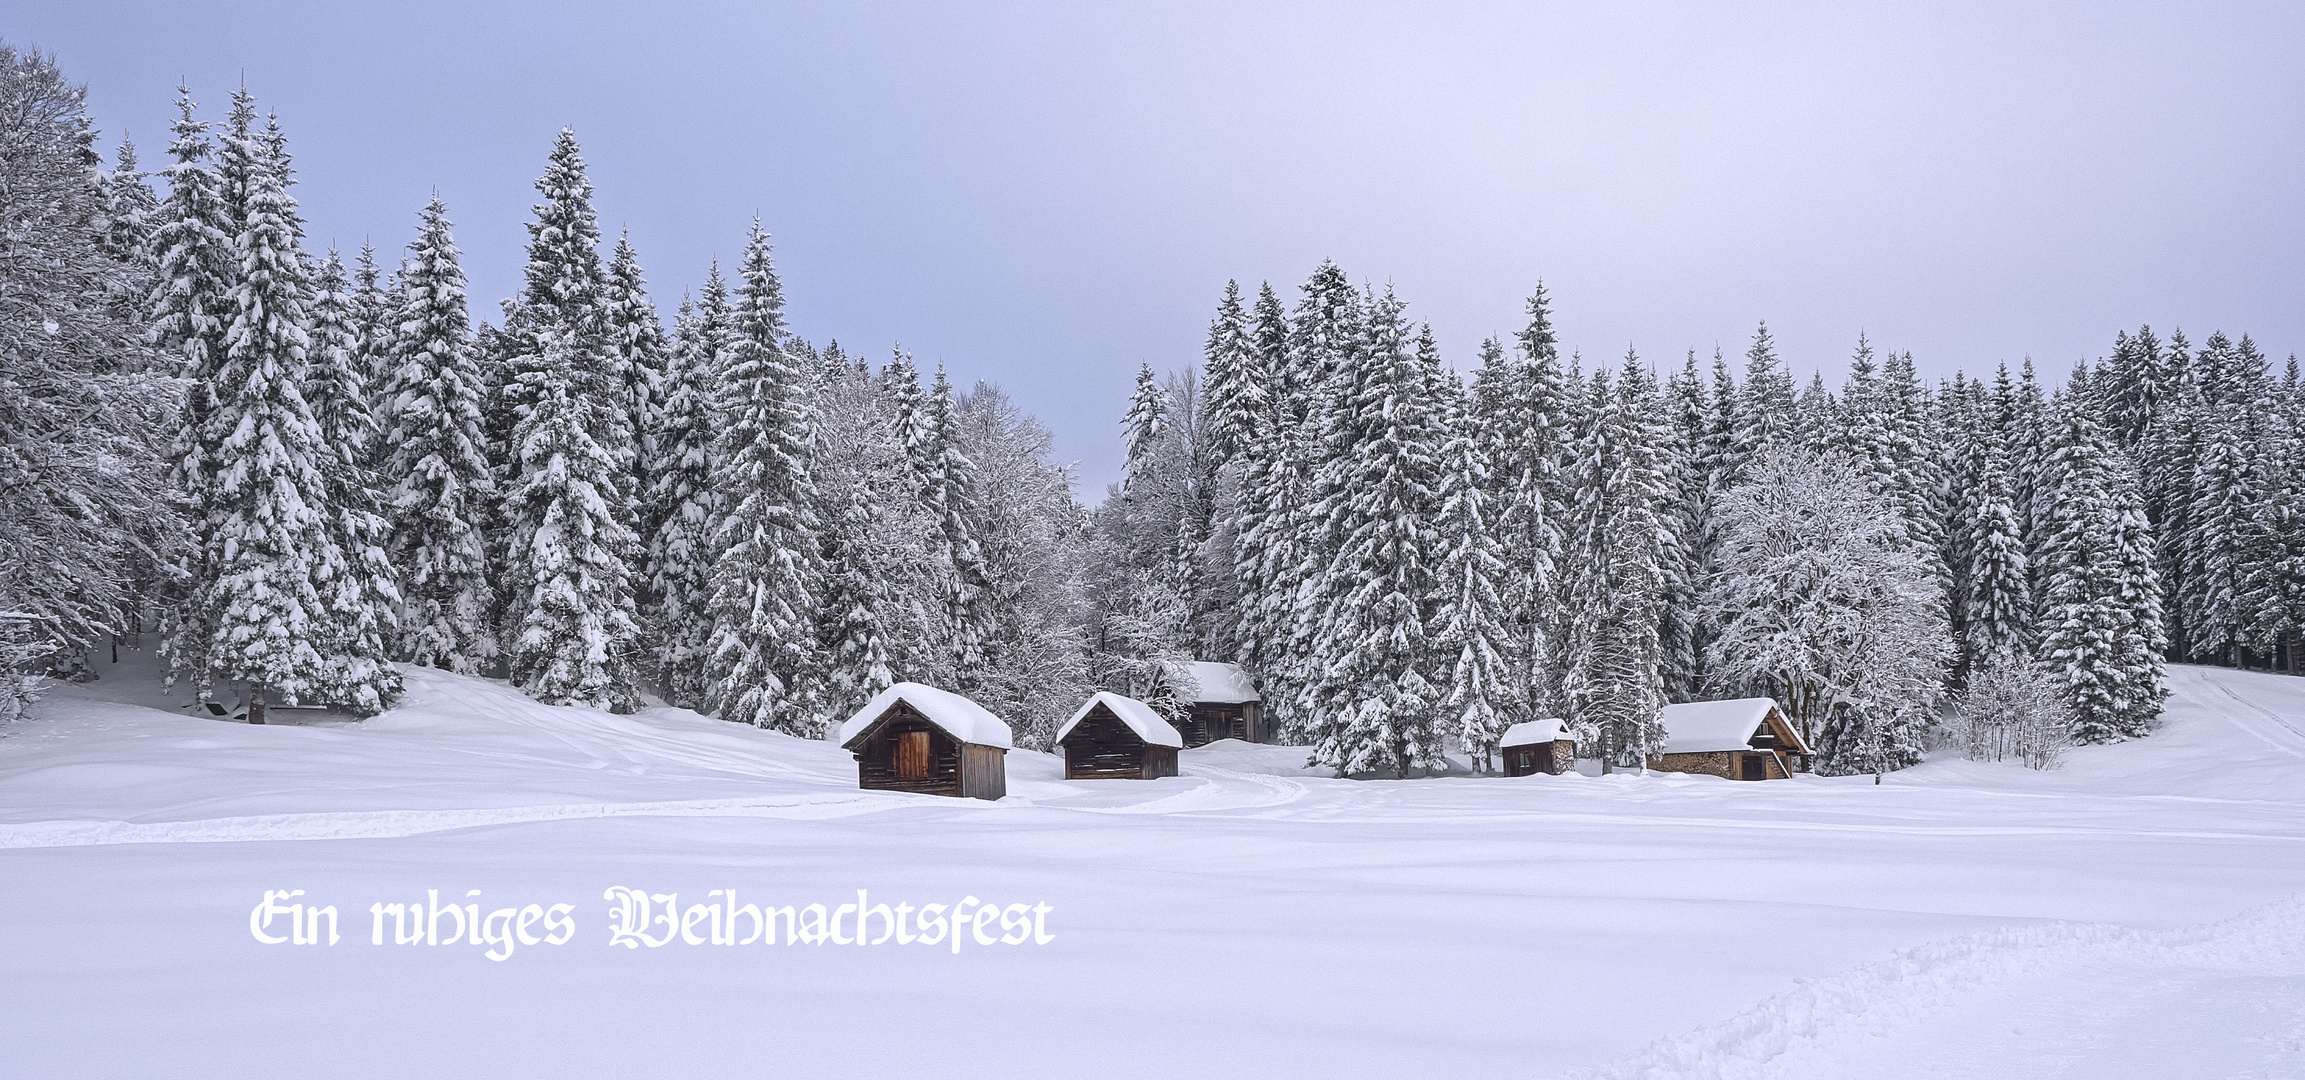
[837,682,1014,749]
[1057,692,1184,749]
[1186,662,1259,705]
[1658,698,1812,756]
[1500,718,1569,747]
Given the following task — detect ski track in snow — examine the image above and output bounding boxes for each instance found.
[2188,665,2305,760]
[1576,894,2305,1080]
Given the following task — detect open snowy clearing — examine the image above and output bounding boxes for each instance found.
[3,656,2302,1079]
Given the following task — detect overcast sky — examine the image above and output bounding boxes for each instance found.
[19,2,2304,488]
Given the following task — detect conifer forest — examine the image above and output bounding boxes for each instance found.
[9,45,2303,779]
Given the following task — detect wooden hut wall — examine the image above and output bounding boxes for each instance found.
[1061,708,1179,780]
[958,744,1008,800]
[1183,703,1249,747]
[1501,739,1574,777]
[853,705,964,797]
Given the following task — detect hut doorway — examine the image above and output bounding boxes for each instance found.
[897,731,931,778]
[1740,753,1766,781]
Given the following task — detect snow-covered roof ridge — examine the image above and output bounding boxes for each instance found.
[1500,718,1569,746]
[1056,692,1184,748]
[1658,697,1798,755]
[835,682,1014,749]
[1187,661,1259,704]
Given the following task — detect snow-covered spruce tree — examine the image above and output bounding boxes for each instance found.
[1245,263,1364,731]
[604,230,668,540]
[97,135,158,267]
[1962,423,2033,673]
[1736,322,1797,472]
[1201,280,1264,465]
[1301,287,1447,778]
[498,130,643,707]
[1557,359,1671,770]
[380,196,497,674]
[1660,350,1711,700]
[2037,397,2164,742]
[1793,370,1838,454]
[1703,448,1951,776]
[642,265,730,708]
[2240,414,2305,670]
[502,325,642,710]
[178,96,338,722]
[304,251,402,712]
[2139,331,2197,658]
[1433,375,1513,771]
[2179,339,2263,667]
[2106,460,2168,732]
[2103,326,2171,451]
[1225,281,1306,709]
[922,366,997,689]
[704,221,823,733]
[1193,282,1265,659]
[0,45,179,708]
[1485,286,1573,727]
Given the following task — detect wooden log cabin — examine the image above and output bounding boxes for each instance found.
[1055,692,1184,780]
[1648,698,1813,781]
[835,683,1012,801]
[1179,661,1270,747]
[1499,718,1575,776]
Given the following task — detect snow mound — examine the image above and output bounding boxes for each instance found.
[1056,692,1183,748]
[833,681,1014,748]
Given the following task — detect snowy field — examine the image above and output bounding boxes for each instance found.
[4,655,2303,1079]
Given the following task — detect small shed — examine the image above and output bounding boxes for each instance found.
[1180,661,1268,746]
[836,683,1012,801]
[1499,718,1575,776]
[1649,698,1812,781]
[1055,692,1183,780]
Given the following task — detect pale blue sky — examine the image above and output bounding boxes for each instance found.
[18,2,2304,487]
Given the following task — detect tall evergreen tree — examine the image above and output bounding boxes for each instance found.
[503,326,642,710]
[644,266,730,707]
[1301,287,1446,777]
[305,251,403,712]
[498,130,642,706]
[97,135,157,266]
[604,230,669,540]
[923,366,994,688]
[2038,398,2164,742]
[1736,322,1796,468]
[181,92,336,722]
[1431,374,1512,770]
[705,221,823,732]
[381,196,497,674]
[1558,360,1671,769]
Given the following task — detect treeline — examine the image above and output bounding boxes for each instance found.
[7,45,2297,777]
[1099,269,2301,776]
[1,49,1093,740]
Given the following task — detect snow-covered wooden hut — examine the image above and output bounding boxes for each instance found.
[1181,661,1268,746]
[1055,692,1183,780]
[1649,698,1812,781]
[1499,718,1575,776]
[836,683,1012,800]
